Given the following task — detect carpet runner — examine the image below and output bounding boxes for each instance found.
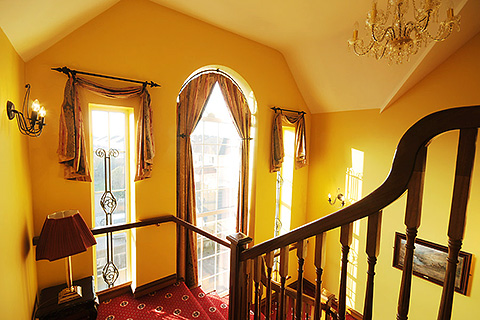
[97,281,226,320]
[97,280,353,319]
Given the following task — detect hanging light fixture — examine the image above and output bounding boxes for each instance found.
[6,84,46,137]
[348,0,460,64]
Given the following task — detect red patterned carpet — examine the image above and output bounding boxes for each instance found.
[97,281,354,320]
[97,281,228,320]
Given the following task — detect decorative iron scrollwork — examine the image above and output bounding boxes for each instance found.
[96,148,120,288]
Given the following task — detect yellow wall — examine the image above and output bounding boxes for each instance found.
[25,0,309,290]
[0,28,37,318]
[305,32,480,319]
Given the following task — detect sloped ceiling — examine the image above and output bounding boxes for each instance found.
[1,0,479,114]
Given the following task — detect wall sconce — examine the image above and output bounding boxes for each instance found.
[6,84,46,137]
[328,188,345,207]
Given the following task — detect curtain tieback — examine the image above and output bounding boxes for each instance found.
[178,133,188,138]
[242,137,253,141]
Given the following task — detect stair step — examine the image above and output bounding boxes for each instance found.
[97,281,213,319]
[191,286,227,320]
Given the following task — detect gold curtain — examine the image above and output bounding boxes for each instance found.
[57,77,91,181]
[177,73,218,287]
[217,77,251,233]
[270,110,307,172]
[177,72,251,287]
[57,75,155,182]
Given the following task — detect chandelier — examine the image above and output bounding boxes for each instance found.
[348,0,460,64]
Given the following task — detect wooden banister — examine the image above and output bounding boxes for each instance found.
[240,106,480,262]
[33,214,230,248]
[230,106,480,320]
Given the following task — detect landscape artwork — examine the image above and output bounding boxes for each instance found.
[393,232,472,295]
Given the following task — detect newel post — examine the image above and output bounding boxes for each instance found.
[227,232,253,320]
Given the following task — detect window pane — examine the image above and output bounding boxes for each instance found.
[112,190,126,224]
[111,153,126,190]
[91,107,131,291]
[191,82,240,296]
[109,112,126,151]
[93,156,106,193]
[92,110,108,150]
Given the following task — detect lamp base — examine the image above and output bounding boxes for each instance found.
[58,285,82,304]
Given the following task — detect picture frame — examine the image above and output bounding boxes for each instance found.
[392,232,472,295]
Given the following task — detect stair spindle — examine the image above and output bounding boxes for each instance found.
[254,255,263,320]
[363,210,382,320]
[338,223,353,320]
[314,233,326,320]
[295,240,307,320]
[279,246,289,320]
[438,128,477,320]
[397,146,427,320]
[265,251,274,320]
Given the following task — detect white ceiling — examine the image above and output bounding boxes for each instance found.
[1,0,479,114]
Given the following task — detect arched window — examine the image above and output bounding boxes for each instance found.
[177,69,253,290]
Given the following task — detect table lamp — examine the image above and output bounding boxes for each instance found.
[36,210,96,304]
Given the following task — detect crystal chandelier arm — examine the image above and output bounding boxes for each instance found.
[372,24,395,43]
[352,39,376,56]
[424,15,460,42]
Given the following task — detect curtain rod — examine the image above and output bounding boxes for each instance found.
[51,66,161,88]
[178,68,244,97]
[271,107,306,115]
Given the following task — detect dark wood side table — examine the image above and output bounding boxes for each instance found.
[35,276,98,320]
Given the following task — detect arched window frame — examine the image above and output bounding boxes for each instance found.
[176,69,252,287]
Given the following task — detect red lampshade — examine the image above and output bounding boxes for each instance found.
[36,210,97,262]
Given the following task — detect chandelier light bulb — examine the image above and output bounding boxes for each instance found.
[32,99,40,112]
[39,106,46,118]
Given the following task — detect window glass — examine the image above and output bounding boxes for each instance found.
[192,82,240,295]
[91,107,132,292]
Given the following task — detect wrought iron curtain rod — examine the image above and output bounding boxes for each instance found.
[51,66,161,88]
[271,106,306,114]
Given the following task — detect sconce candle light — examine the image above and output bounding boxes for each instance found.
[6,84,46,137]
[328,188,345,207]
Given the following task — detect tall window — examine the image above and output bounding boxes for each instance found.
[191,83,240,295]
[273,126,295,281]
[345,148,364,309]
[90,105,134,291]
[274,126,295,237]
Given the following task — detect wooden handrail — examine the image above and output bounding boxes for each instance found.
[241,105,480,261]
[170,216,230,247]
[32,214,230,248]
[92,215,175,235]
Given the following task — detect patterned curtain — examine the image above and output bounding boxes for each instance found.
[57,75,155,181]
[177,72,251,287]
[177,73,218,287]
[217,77,251,233]
[57,77,91,181]
[270,110,307,172]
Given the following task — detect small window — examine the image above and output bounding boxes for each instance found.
[345,148,364,309]
[273,125,295,281]
[90,105,135,291]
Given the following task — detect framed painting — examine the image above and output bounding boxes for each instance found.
[393,232,472,295]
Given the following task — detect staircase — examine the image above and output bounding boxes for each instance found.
[65,105,480,320]
[97,280,229,320]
